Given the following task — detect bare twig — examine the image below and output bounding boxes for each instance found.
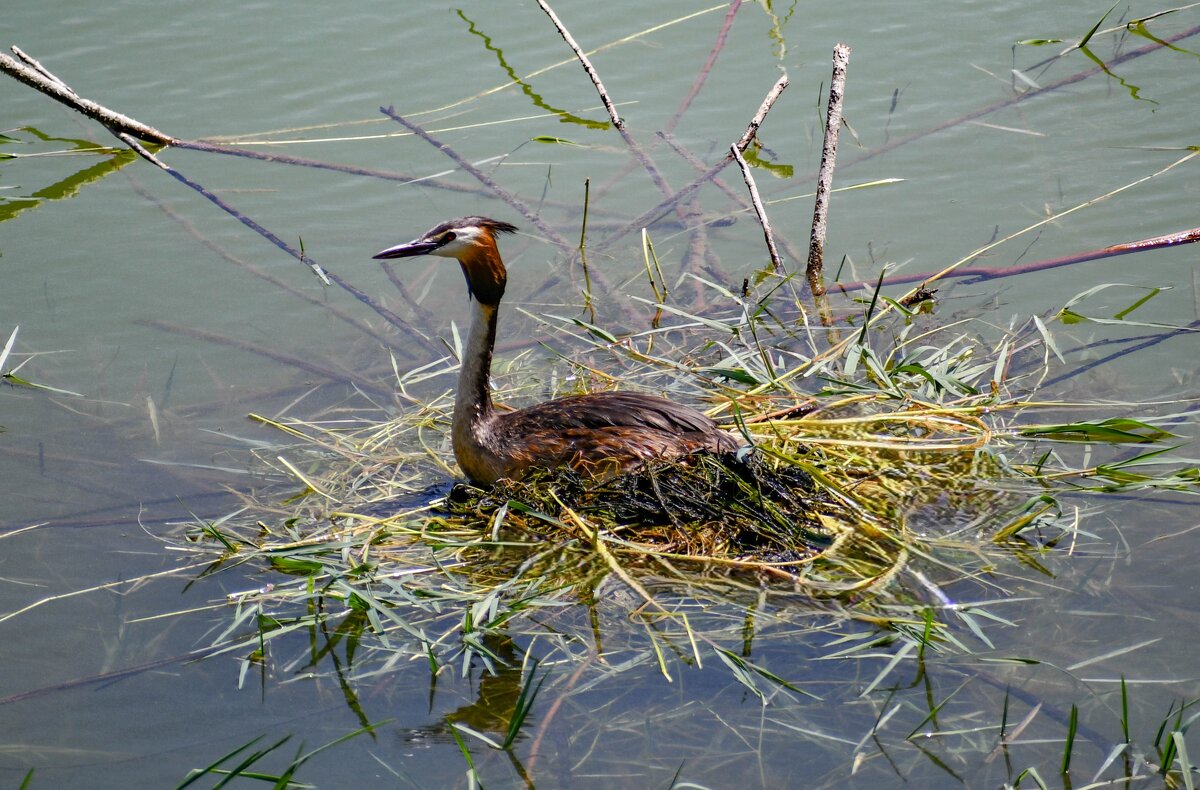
[658,131,744,207]
[535,0,624,130]
[726,149,1200,401]
[832,225,1200,294]
[379,262,442,331]
[588,0,744,214]
[731,145,784,273]
[733,74,790,153]
[0,49,175,145]
[133,142,428,342]
[122,134,334,285]
[122,133,434,332]
[896,151,1199,305]
[114,133,171,170]
[807,44,850,296]
[593,0,745,204]
[10,45,68,87]
[657,130,808,269]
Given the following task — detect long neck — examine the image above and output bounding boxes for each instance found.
[455,298,498,433]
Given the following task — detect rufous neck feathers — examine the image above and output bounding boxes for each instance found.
[457,243,507,306]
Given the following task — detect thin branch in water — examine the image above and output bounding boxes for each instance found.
[380,262,441,333]
[592,0,745,206]
[832,224,1200,293]
[140,145,431,341]
[534,0,675,202]
[758,150,1200,394]
[902,151,1200,299]
[807,44,851,296]
[177,139,497,198]
[658,130,746,208]
[124,139,339,285]
[0,49,175,145]
[832,23,1200,176]
[534,0,625,130]
[377,105,640,325]
[731,145,784,274]
[10,45,69,88]
[663,0,744,137]
[658,130,810,269]
[377,105,572,253]
[733,74,790,153]
[1,46,442,344]
[124,176,414,354]
[136,319,393,397]
[595,74,789,255]
[120,136,425,331]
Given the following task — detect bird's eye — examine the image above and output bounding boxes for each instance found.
[442,232,456,243]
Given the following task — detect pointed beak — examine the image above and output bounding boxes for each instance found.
[372,239,439,260]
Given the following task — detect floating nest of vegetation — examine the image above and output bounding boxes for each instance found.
[174,284,1200,696]
[216,367,1039,609]
[188,300,1193,685]
[447,450,832,564]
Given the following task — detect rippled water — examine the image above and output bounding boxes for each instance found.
[2,2,1198,786]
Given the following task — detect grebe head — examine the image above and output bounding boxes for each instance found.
[373,217,518,305]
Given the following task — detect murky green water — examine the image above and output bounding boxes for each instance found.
[3,1,1198,787]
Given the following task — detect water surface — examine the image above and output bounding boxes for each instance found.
[2,1,1198,786]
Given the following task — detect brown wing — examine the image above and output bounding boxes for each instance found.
[490,391,740,478]
[499,391,731,436]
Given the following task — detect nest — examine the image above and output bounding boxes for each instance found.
[446,450,835,563]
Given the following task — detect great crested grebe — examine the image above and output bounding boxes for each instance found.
[373,216,741,485]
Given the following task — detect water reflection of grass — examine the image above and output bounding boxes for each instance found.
[0,127,136,224]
